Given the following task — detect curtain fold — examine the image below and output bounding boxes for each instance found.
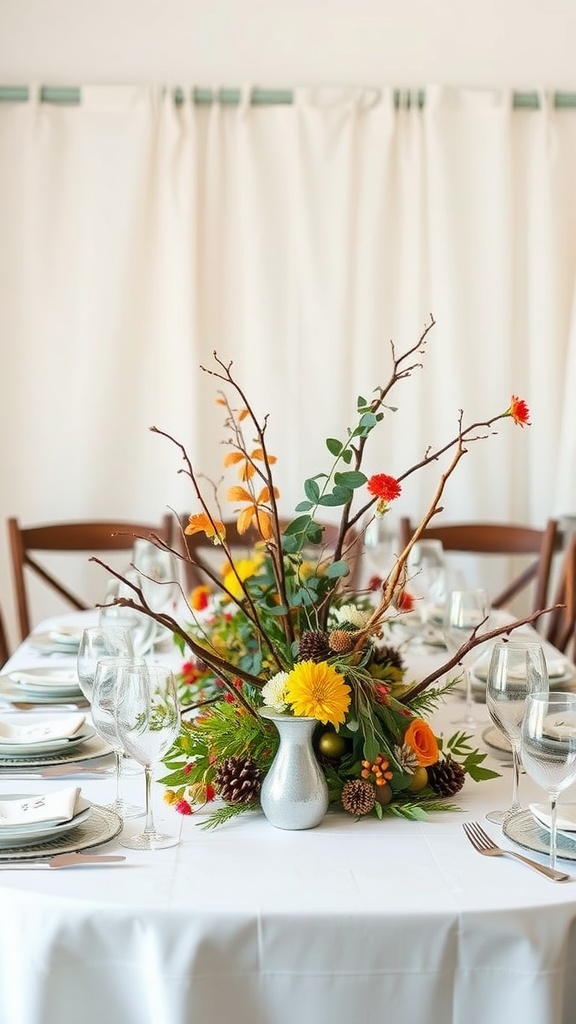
[1,84,575,632]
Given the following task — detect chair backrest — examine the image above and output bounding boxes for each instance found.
[0,604,10,667]
[544,533,576,659]
[178,515,361,592]
[7,515,174,641]
[398,517,562,615]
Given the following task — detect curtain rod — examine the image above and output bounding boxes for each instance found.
[1,85,576,109]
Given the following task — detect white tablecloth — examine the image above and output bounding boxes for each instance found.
[1,613,576,1024]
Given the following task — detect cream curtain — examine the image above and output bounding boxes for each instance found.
[1,85,575,635]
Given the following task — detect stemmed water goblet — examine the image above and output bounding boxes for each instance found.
[114,662,181,850]
[91,656,146,819]
[131,542,180,647]
[77,625,135,703]
[99,576,156,656]
[77,624,143,780]
[521,691,576,870]
[485,639,549,824]
[443,588,489,728]
[406,539,446,637]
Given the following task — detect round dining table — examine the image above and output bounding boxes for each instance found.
[1,612,576,1024]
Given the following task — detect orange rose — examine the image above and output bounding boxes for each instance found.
[403,719,439,767]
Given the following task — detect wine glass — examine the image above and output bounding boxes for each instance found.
[521,691,576,870]
[364,518,395,580]
[99,576,156,656]
[77,625,135,703]
[132,543,180,649]
[114,662,181,850]
[485,639,549,824]
[444,588,489,728]
[406,540,446,634]
[91,656,146,820]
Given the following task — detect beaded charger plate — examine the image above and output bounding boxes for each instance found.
[0,734,111,769]
[0,803,122,862]
[503,809,576,863]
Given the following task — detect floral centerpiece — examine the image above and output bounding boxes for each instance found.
[99,318,539,828]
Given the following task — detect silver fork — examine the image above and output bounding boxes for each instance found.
[462,821,571,882]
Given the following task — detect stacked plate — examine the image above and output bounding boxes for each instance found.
[0,713,94,759]
[27,626,83,655]
[0,788,91,850]
[0,666,86,705]
[503,805,576,862]
[470,652,576,701]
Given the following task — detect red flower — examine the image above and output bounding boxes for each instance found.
[396,589,415,612]
[367,575,383,592]
[507,396,530,427]
[205,784,216,802]
[175,798,193,815]
[367,474,402,502]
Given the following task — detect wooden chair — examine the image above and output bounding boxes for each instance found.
[544,533,576,659]
[178,515,360,592]
[0,604,10,667]
[7,514,174,641]
[398,517,562,615]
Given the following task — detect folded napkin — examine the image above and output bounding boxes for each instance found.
[0,714,86,744]
[530,802,576,833]
[48,627,82,646]
[471,647,570,682]
[10,669,80,690]
[0,786,82,827]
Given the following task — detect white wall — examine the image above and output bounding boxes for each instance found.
[0,0,575,91]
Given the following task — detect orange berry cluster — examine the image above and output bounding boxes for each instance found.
[361,754,393,786]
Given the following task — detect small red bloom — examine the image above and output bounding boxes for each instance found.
[175,798,193,815]
[367,474,402,503]
[507,395,530,427]
[375,683,391,704]
[183,763,193,775]
[205,784,216,802]
[367,575,383,593]
[396,589,415,612]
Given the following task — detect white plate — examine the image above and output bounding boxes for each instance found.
[0,803,122,861]
[0,673,86,706]
[9,666,83,697]
[529,802,576,835]
[47,627,83,648]
[482,725,512,755]
[0,733,111,768]
[0,793,91,849]
[0,725,95,758]
[27,630,82,655]
[504,808,576,861]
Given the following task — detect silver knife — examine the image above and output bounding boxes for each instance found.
[0,853,126,869]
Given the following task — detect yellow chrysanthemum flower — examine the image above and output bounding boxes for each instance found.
[285,660,351,728]
[221,555,264,599]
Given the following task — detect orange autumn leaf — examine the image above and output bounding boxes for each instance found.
[255,508,274,540]
[240,462,256,481]
[238,409,250,421]
[223,451,245,468]
[237,507,256,534]
[227,485,254,504]
[185,513,226,543]
[250,448,277,464]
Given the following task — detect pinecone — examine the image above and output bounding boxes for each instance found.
[328,627,358,654]
[298,629,331,663]
[341,779,376,816]
[213,756,262,804]
[372,644,405,673]
[427,757,466,797]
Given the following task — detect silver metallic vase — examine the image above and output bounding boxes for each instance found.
[259,709,329,830]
